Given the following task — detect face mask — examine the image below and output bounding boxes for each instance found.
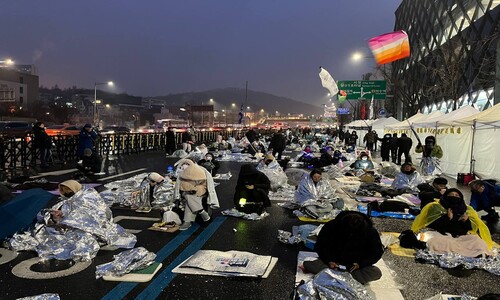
[445,196,462,204]
[206,157,212,161]
[361,157,368,161]
[403,170,414,175]
[63,192,75,198]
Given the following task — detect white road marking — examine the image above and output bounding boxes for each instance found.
[98,168,147,181]
[12,258,91,279]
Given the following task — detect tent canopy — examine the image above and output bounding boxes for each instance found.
[450,103,500,128]
[413,106,480,128]
[386,111,443,130]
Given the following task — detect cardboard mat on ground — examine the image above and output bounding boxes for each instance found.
[172,250,278,278]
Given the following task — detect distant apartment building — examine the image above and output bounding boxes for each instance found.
[0,64,39,111]
[392,0,499,115]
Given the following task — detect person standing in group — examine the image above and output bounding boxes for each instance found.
[165,127,176,155]
[390,133,399,164]
[348,130,358,148]
[372,130,379,151]
[33,122,52,168]
[269,130,287,160]
[77,124,98,158]
[363,130,376,152]
[379,133,392,162]
[397,133,413,165]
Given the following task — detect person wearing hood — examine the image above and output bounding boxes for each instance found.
[363,130,376,152]
[397,133,413,165]
[390,133,399,163]
[234,164,271,214]
[50,180,84,223]
[77,124,98,157]
[315,146,335,168]
[256,154,288,192]
[469,180,500,220]
[411,188,493,253]
[296,145,315,165]
[391,162,425,191]
[33,122,52,168]
[353,152,375,171]
[174,159,219,230]
[418,177,448,209]
[295,169,344,219]
[332,150,347,165]
[134,172,171,213]
[198,152,220,176]
[378,133,392,162]
[415,135,443,176]
[302,211,383,284]
[348,130,358,148]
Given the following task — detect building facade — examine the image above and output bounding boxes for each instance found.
[391,0,499,116]
[0,64,39,112]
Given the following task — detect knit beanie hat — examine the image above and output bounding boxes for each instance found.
[148,172,165,183]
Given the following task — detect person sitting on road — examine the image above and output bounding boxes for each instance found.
[302,211,383,285]
[76,148,101,175]
[352,152,375,171]
[295,169,344,219]
[134,172,172,213]
[418,177,448,209]
[256,153,288,192]
[391,162,425,192]
[198,152,220,176]
[233,164,271,214]
[469,180,500,221]
[48,180,84,223]
[411,188,493,255]
[174,159,218,230]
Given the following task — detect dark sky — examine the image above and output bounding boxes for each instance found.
[2,0,401,106]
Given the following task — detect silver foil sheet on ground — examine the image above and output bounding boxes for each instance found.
[221,209,269,220]
[416,250,500,276]
[16,294,60,300]
[278,230,305,244]
[95,247,156,279]
[297,269,373,300]
[278,225,318,245]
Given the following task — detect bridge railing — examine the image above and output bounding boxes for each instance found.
[0,129,245,169]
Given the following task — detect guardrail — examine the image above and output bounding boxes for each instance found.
[0,129,245,169]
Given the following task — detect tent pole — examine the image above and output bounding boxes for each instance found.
[470,120,476,175]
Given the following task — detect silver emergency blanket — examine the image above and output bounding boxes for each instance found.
[256,160,288,192]
[278,224,318,245]
[214,171,232,180]
[285,168,309,186]
[295,175,336,204]
[391,171,426,191]
[293,207,342,221]
[100,173,174,207]
[172,149,188,158]
[221,208,269,220]
[269,185,296,201]
[95,247,156,279]
[16,294,60,300]
[325,164,345,179]
[415,250,500,276]
[216,152,258,162]
[421,157,442,176]
[296,268,373,300]
[378,161,399,178]
[9,188,136,261]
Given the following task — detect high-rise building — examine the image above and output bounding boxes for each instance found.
[0,63,39,112]
[391,0,499,116]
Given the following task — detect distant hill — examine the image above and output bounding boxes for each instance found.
[152,88,322,115]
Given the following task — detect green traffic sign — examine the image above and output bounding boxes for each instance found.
[338,80,386,100]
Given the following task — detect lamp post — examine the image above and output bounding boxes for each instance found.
[94,81,113,127]
[0,58,14,66]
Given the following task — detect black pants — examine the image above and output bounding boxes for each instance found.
[381,147,390,161]
[390,148,398,163]
[272,149,284,160]
[302,259,382,285]
[366,143,374,151]
[398,150,411,165]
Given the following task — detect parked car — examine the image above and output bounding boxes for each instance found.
[101,126,131,134]
[0,121,33,137]
[45,124,81,136]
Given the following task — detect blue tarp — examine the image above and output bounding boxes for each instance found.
[0,188,54,240]
[357,204,415,220]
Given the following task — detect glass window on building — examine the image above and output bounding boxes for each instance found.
[19,76,24,84]
[19,96,24,104]
[20,86,24,94]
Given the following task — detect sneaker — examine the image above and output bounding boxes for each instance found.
[135,207,152,213]
[179,222,192,231]
[199,211,211,222]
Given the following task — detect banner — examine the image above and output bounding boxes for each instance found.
[318,67,339,96]
[368,30,410,65]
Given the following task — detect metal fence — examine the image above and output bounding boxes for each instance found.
[0,129,245,169]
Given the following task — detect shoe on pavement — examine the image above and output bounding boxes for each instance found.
[135,207,152,213]
[179,222,192,231]
[199,210,211,222]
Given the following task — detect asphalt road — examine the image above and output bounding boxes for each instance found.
[0,151,499,300]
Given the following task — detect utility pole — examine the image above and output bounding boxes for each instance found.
[244,81,248,126]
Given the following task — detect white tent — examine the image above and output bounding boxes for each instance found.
[385,111,444,131]
[450,103,500,181]
[413,105,480,128]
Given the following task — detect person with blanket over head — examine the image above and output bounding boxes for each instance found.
[411,188,493,256]
[302,211,384,284]
[233,164,271,214]
[295,169,344,219]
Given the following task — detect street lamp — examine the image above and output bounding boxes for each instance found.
[94,81,113,127]
[0,58,14,66]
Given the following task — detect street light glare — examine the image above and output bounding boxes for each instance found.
[351,52,363,61]
[4,59,14,65]
[107,81,114,86]
[209,98,214,102]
